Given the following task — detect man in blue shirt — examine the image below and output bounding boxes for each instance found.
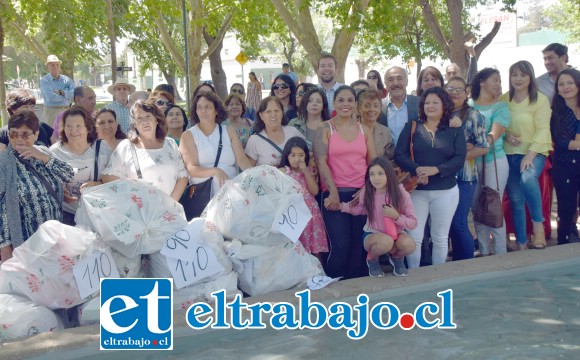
[317,53,343,114]
[39,55,73,127]
[379,66,419,146]
[281,63,298,85]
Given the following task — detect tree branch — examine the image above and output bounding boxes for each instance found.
[474,21,502,58]
[152,13,186,72]
[201,9,234,59]
[417,0,450,57]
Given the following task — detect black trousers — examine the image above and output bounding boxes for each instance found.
[552,164,580,244]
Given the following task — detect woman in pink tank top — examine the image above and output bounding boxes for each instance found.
[316,85,377,279]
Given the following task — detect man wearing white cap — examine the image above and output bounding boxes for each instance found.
[39,55,74,127]
[104,79,136,133]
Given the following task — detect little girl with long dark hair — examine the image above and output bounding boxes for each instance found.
[341,158,417,277]
[279,137,328,261]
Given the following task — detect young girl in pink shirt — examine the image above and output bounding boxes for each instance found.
[341,158,417,277]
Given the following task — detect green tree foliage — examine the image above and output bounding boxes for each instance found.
[545,0,580,43]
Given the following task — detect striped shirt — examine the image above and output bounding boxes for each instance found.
[104,101,131,133]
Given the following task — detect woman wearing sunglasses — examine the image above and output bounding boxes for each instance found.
[366,70,388,99]
[148,90,175,113]
[0,110,74,261]
[270,74,298,121]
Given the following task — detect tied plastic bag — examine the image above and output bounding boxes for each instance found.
[204,166,304,245]
[146,218,233,283]
[110,248,145,278]
[0,221,99,309]
[173,272,240,310]
[230,236,324,296]
[0,294,64,341]
[76,180,188,258]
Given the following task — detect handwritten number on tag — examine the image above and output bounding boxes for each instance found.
[173,247,209,282]
[278,205,298,230]
[81,252,112,290]
[166,230,191,250]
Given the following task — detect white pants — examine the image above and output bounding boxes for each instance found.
[473,157,509,255]
[406,186,459,269]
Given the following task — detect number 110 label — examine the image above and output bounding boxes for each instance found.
[73,248,120,299]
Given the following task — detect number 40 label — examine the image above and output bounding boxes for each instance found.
[73,248,120,299]
[275,196,312,243]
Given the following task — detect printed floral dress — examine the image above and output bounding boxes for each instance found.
[285,166,328,254]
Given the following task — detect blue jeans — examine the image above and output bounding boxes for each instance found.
[506,154,545,244]
[321,190,367,279]
[449,180,477,261]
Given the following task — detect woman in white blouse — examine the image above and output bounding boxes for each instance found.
[245,96,305,166]
[50,106,112,225]
[179,91,251,195]
[102,100,188,201]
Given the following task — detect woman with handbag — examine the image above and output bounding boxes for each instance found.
[179,92,252,219]
[499,61,552,250]
[0,110,74,261]
[245,96,305,166]
[445,77,490,261]
[469,68,511,256]
[550,68,580,245]
[316,85,377,279]
[395,87,466,268]
[102,100,188,201]
[49,106,113,225]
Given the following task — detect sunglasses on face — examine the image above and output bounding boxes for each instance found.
[9,130,36,139]
[446,86,466,94]
[272,83,290,91]
[155,99,171,107]
[367,75,379,80]
[231,89,245,94]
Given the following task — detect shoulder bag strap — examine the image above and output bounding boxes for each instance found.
[16,156,59,202]
[129,142,143,179]
[93,139,101,182]
[213,124,223,167]
[256,132,283,154]
[410,120,417,162]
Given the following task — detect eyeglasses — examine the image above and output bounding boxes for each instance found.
[272,83,290,91]
[9,130,36,139]
[367,75,379,80]
[446,86,466,94]
[231,89,245,95]
[155,99,171,107]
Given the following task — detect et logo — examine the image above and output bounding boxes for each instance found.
[100,278,173,350]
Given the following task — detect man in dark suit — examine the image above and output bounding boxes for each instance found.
[379,66,419,146]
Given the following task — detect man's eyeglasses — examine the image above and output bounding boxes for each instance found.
[367,75,379,80]
[231,89,245,95]
[272,83,290,91]
[446,86,466,94]
[9,130,36,140]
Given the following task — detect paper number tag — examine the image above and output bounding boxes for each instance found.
[165,245,223,289]
[160,219,204,261]
[276,196,312,243]
[73,248,120,299]
[307,275,341,290]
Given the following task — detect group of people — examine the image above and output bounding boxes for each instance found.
[1,43,578,282]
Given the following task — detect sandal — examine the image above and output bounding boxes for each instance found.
[532,236,546,249]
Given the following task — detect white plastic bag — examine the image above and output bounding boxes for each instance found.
[0,294,64,341]
[173,272,240,310]
[232,238,324,296]
[204,166,303,245]
[0,221,98,309]
[78,296,100,326]
[76,180,188,258]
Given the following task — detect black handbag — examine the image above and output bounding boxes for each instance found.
[473,137,504,228]
[180,125,223,220]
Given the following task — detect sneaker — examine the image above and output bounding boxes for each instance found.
[388,255,408,277]
[366,258,384,277]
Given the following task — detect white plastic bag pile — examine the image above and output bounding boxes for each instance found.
[0,294,64,342]
[146,218,240,309]
[0,221,99,309]
[204,166,324,296]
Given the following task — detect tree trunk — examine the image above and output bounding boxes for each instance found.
[162,66,183,101]
[106,0,117,83]
[418,0,502,75]
[203,29,227,99]
[355,58,366,79]
[0,13,8,125]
